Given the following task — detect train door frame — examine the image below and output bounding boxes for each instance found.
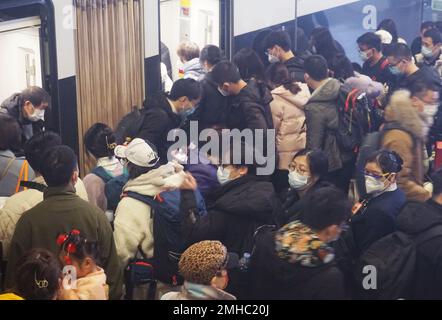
[0,0,60,134]
[153,0,233,92]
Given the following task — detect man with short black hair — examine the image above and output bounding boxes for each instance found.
[388,43,441,93]
[357,32,394,85]
[411,21,436,57]
[137,78,202,163]
[0,132,89,261]
[5,145,123,299]
[303,55,354,192]
[264,30,309,82]
[0,86,50,145]
[415,28,442,76]
[396,168,442,299]
[211,61,274,138]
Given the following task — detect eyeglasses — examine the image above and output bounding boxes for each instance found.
[389,59,403,67]
[288,164,309,175]
[364,170,390,180]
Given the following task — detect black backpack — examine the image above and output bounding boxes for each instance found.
[124,190,206,286]
[114,106,146,144]
[353,224,442,300]
[334,87,371,154]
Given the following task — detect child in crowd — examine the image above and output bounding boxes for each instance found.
[0,248,61,300]
[57,229,109,300]
[83,123,127,212]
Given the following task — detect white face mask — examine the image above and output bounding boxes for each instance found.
[27,108,45,122]
[365,175,386,195]
[359,50,369,62]
[424,103,439,118]
[268,54,279,64]
[217,166,232,185]
[421,46,434,58]
[217,87,230,97]
[288,170,309,190]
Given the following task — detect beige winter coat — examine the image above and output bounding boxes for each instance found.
[270,83,311,170]
[0,176,88,260]
[113,162,186,266]
[382,90,431,202]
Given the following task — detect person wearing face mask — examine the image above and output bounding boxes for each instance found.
[5,145,123,300]
[211,61,274,159]
[137,78,202,164]
[264,30,310,83]
[381,83,440,202]
[303,55,355,193]
[161,241,237,300]
[347,150,406,257]
[113,138,207,298]
[248,186,352,300]
[194,45,228,131]
[357,32,394,86]
[179,142,279,257]
[415,29,442,77]
[0,86,50,150]
[277,149,331,226]
[411,21,436,57]
[387,43,441,97]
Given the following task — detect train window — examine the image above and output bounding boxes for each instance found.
[0,17,43,102]
[159,0,221,81]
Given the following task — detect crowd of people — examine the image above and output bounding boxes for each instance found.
[1,18,442,300]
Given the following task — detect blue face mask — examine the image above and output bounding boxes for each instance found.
[182,106,196,118]
[389,65,403,76]
[217,166,232,185]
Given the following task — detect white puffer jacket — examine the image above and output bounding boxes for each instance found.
[113,162,186,266]
[0,176,88,260]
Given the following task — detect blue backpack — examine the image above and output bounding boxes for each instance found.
[91,167,129,211]
[125,189,207,286]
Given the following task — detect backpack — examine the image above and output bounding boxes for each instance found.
[354,122,415,198]
[91,167,129,211]
[124,189,207,286]
[114,106,146,144]
[334,87,371,154]
[353,224,442,300]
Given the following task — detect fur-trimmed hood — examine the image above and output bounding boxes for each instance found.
[384,90,428,139]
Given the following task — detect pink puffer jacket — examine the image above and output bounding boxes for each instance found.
[270,83,311,170]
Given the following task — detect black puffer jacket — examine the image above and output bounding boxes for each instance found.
[192,72,229,130]
[227,79,274,131]
[248,225,347,300]
[137,94,181,163]
[284,50,311,83]
[277,180,333,227]
[396,199,442,299]
[181,174,280,255]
